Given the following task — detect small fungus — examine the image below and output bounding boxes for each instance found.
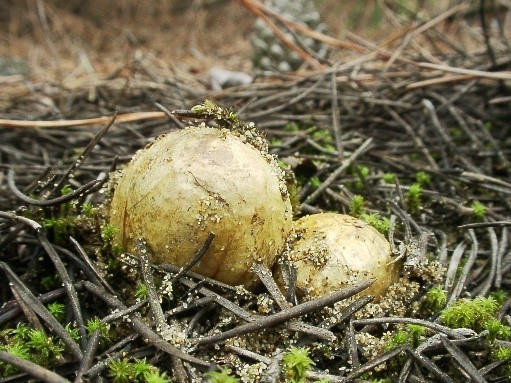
[284,213,401,299]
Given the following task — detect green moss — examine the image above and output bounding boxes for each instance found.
[107,358,168,383]
[360,213,390,236]
[81,202,96,215]
[278,160,290,170]
[495,347,511,361]
[271,137,283,146]
[485,319,511,342]
[26,329,64,366]
[406,183,423,214]
[494,347,511,378]
[423,287,447,312]
[205,368,240,383]
[144,370,171,383]
[112,244,124,256]
[284,122,300,132]
[386,324,425,350]
[60,184,73,195]
[0,342,30,376]
[108,359,137,383]
[470,201,487,221]
[39,184,98,243]
[132,359,153,379]
[311,129,333,143]
[407,324,426,344]
[310,176,322,189]
[86,317,114,345]
[135,283,148,301]
[1,313,119,377]
[386,330,409,350]
[40,274,61,291]
[42,216,75,239]
[489,290,509,305]
[350,195,365,217]
[101,224,118,244]
[47,302,66,322]
[449,128,463,137]
[415,171,431,186]
[383,173,396,184]
[283,347,314,383]
[409,152,420,161]
[354,165,370,189]
[358,165,370,179]
[440,297,498,332]
[65,323,80,343]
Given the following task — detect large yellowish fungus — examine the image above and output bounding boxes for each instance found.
[109,124,293,288]
[285,213,400,299]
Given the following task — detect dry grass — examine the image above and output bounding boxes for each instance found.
[3,0,502,78]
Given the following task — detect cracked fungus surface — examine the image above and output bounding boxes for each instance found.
[286,213,400,299]
[109,125,293,288]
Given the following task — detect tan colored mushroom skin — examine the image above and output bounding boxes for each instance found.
[109,126,293,288]
[286,213,400,299]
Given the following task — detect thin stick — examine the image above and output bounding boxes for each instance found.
[240,0,366,53]
[82,281,209,367]
[137,239,169,333]
[192,279,373,345]
[447,230,478,305]
[353,317,472,339]
[331,72,343,160]
[7,169,102,206]
[341,346,407,382]
[51,113,117,196]
[171,233,215,284]
[234,0,324,69]
[305,137,373,204]
[440,336,487,383]
[74,330,101,383]
[405,346,454,383]
[383,3,469,71]
[418,62,511,80]
[0,111,167,129]
[0,351,71,383]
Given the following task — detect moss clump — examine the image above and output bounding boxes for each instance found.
[350,195,365,216]
[422,286,447,312]
[108,358,170,383]
[406,183,423,215]
[360,213,391,236]
[440,297,498,332]
[385,324,426,350]
[283,347,314,383]
[470,200,487,221]
[205,368,240,383]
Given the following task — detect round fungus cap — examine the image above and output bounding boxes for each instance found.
[109,125,293,288]
[285,213,400,299]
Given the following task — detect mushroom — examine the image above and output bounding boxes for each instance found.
[283,213,400,299]
[109,124,293,289]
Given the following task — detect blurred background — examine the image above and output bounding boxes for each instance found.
[3,0,504,79]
